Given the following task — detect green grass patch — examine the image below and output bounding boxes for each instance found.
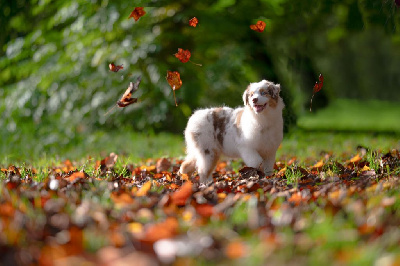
[298,99,400,132]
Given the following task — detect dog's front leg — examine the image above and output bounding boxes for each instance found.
[262,157,276,176]
[239,148,264,170]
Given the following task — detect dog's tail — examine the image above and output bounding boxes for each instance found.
[179,157,196,175]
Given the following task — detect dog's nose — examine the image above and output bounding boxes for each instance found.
[252,98,258,104]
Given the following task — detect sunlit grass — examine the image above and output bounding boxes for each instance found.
[278,129,400,163]
[298,99,400,132]
[1,126,399,167]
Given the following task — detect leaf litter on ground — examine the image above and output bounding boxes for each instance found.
[1,148,400,265]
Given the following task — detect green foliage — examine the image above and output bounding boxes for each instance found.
[366,150,381,172]
[285,166,302,187]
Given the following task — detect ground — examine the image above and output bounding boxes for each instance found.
[0,131,400,265]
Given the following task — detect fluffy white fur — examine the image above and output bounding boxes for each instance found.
[179,80,284,183]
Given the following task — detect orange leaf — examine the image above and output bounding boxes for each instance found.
[111,191,134,205]
[142,217,179,243]
[225,240,247,259]
[348,154,362,164]
[65,171,88,182]
[117,76,141,108]
[195,204,214,218]
[288,192,305,206]
[189,17,199,27]
[136,181,152,197]
[175,48,191,63]
[166,71,182,91]
[250,21,266,32]
[171,181,193,206]
[166,71,182,106]
[109,63,124,72]
[311,160,324,171]
[128,7,146,21]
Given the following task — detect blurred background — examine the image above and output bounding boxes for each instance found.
[1,0,400,161]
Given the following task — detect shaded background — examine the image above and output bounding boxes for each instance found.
[1,0,400,158]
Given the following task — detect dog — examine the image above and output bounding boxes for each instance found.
[179,79,284,183]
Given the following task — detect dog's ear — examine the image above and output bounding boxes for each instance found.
[242,86,250,106]
[268,83,280,99]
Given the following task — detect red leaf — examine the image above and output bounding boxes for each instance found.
[250,21,266,32]
[310,73,324,111]
[128,7,146,21]
[189,17,199,27]
[117,76,141,108]
[174,48,191,63]
[195,204,214,218]
[313,82,320,94]
[319,73,324,83]
[109,63,124,72]
[313,74,324,93]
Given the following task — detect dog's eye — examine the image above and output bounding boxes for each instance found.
[261,90,267,96]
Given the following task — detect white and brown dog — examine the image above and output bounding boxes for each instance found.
[179,80,284,183]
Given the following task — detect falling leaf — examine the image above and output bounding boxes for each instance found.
[117,76,142,108]
[174,48,202,66]
[313,74,324,94]
[175,48,191,63]
[166,71,182,106]
[310,73,324,112]
[129,7,146,21]
[109,63,124,72]
[250,21,266,32]
[189,17,199,27]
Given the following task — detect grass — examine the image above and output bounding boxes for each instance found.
[1,128,399,168]
[298,99,400,133]
[0,129,185,166]
[285,166,303,187]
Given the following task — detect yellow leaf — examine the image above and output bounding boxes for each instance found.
[136,181,152,197]
[360,165,370,171]
[218,193,227,200]
[140,165,156,172]
[181,173,190,181]
[128,222,143,234]
[349,154,362,163]
[312,160,324,169]
[182,210,193,222]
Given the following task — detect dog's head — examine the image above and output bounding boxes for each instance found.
[242,80,281,114]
